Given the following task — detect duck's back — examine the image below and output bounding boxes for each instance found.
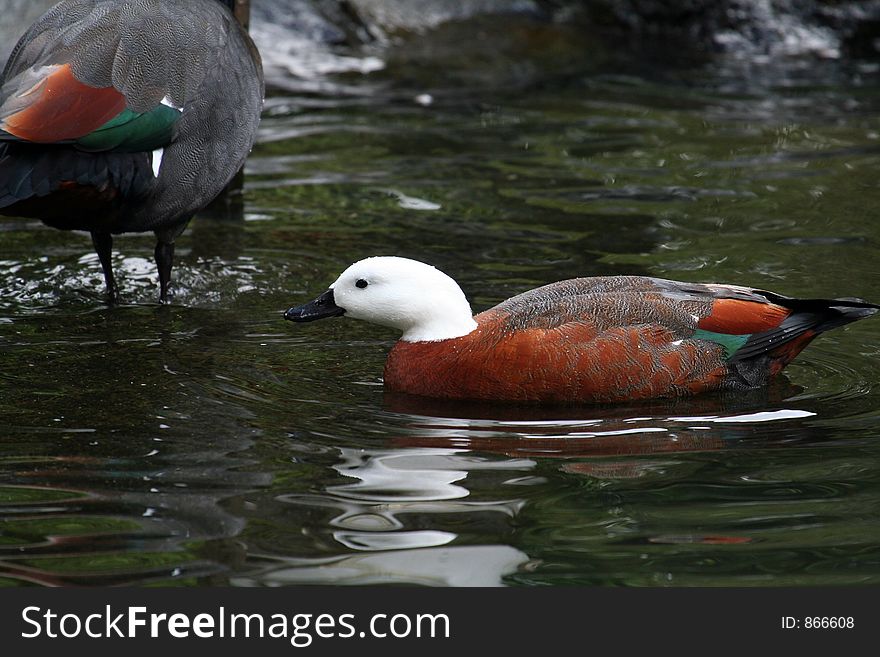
[0,0,264,232]
[384,275,877,402]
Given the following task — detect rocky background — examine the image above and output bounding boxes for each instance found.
[3,1,879,85]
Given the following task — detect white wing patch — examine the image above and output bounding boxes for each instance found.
[151,148,164,178]
[161,96,184,113]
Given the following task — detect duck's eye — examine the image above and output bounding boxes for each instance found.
[355,279,369,289]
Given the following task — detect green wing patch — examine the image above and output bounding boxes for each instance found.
[75,105,181,152]
[692,329,750,359]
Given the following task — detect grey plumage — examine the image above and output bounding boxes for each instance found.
[494,276,713,334]
[0,0,264,300]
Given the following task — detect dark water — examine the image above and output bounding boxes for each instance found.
[2,15,880,587]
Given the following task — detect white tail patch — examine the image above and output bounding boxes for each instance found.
[151,148,164,178]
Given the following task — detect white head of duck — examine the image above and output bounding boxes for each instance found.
[284,256,478,342]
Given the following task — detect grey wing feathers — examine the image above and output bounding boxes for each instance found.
[2,0,261,113]
[492,276,715,332]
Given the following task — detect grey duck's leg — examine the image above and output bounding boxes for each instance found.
[90,231,120,304]
[154,240,174,304]
[154,221,189,303]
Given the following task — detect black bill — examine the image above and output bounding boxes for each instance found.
[284,289,345,322]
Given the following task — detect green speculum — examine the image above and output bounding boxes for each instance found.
[75,104,181,152]
[692,328,750,359]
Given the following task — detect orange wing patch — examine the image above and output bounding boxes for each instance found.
[767,330,817,375]
[1,64,126,143]
[698,298,789,335]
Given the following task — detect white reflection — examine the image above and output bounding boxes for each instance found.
[669,409,816,423]
[382,189,442,211]
[333,529,456,551]
[328,447,534,502]
[276,447,532,556]
[233,545,530,587]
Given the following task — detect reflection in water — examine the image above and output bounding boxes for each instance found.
[381,383,828,465]
[240,447,532,585]
[234,545,530,587]
[0,307,273,586]
[232,385,852,586]
[0,430,270,585]
[328,447,533,501]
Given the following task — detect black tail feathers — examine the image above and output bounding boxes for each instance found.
[819,298,880,331]
[729,295,877,365]
[0,143,153,227]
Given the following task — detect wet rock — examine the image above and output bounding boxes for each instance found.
[251,0,347,45]
[3,0,878,97]
[339,0,542,39]
[814,0,880,58]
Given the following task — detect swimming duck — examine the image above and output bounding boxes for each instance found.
[284,256,878,403]
[0,0,264,302]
